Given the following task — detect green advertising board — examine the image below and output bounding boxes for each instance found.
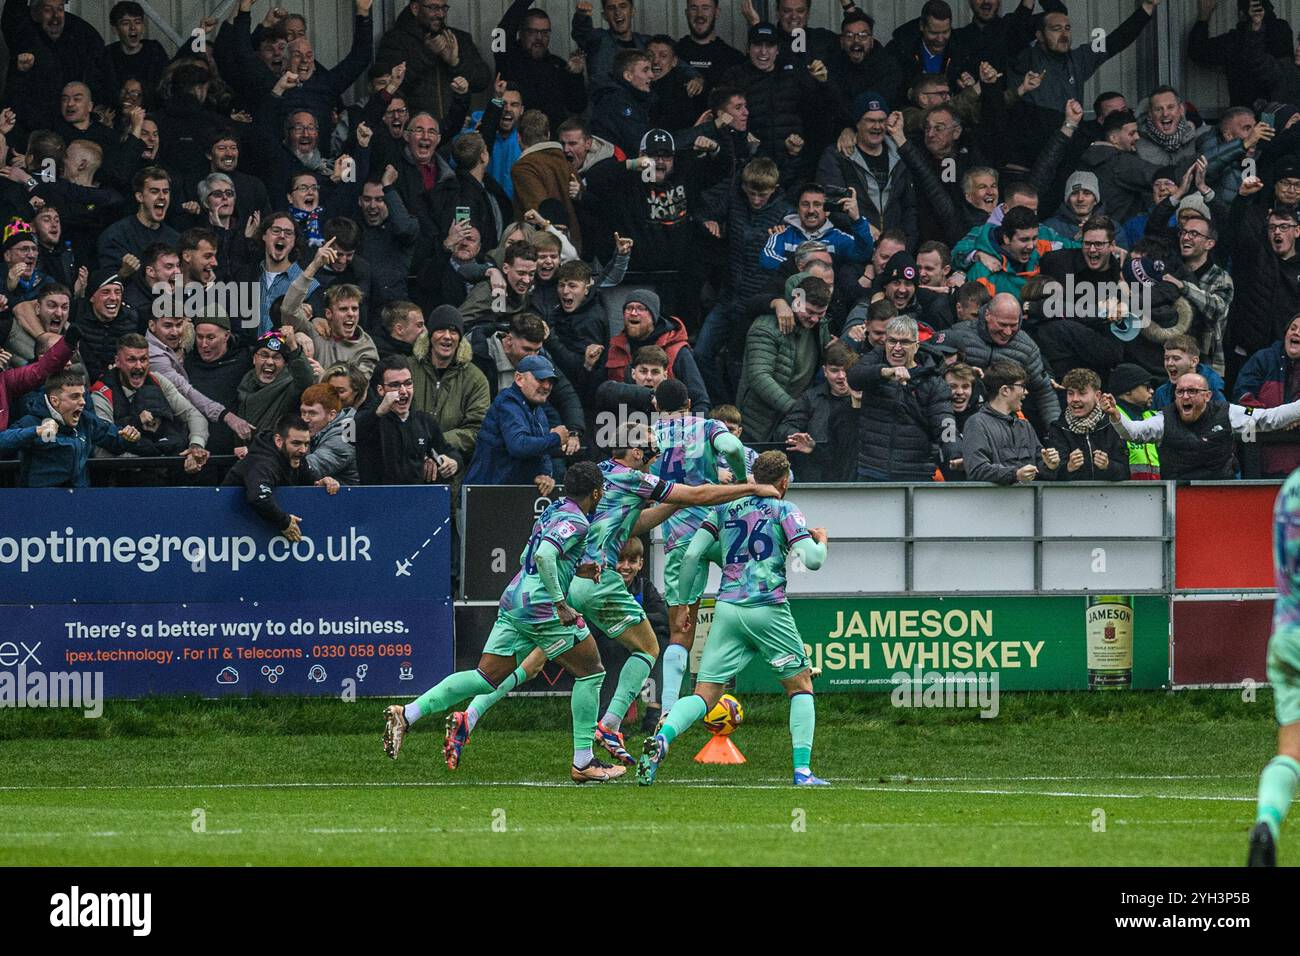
[735,596,1170,693]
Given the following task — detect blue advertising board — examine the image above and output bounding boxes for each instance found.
[0,487,454,698]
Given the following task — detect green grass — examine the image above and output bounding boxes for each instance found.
[0,691,1285,866]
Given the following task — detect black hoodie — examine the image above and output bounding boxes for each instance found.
[222,430,320,530]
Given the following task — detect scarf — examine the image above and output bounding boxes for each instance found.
[1063,403,1107,434]
[289,206,323,247]
[1138,113,1193,154]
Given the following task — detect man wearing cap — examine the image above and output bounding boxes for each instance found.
[2,219,46,306]
[409,303,491,464]
[237,327,318,434]
[68,269,138,385]
[720,23,834,177]
[355,355,461,485]
[589,48,656,158]
[147,307,254,445]
[1075,110,1163,227]
[1225,176,1300,385]
[186,312,255,456]
[876,250,956,331]
[465,352,569,489]
[1108,362,1161,479]
[816,91,918,248]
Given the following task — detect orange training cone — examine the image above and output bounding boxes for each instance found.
[694,733,747,764]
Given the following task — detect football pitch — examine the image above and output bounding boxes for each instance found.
[0,691,1284,866]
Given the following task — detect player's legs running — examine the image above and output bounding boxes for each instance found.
[555,632,624,782]
[444,648,549,769]
[1249,630,1300,864]
[384,649,517,759]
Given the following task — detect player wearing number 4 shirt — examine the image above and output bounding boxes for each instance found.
[1249,467,1300,864]
[382,462,628,783]
[638,450,830,788]
[650,379,752,723]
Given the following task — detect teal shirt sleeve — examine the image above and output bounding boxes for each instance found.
[792,537,826,571]
[534,541,566,604]
[677,525,718,606]
[712,430,749,481]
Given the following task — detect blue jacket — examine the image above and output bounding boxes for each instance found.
[759,212,873,270]
[464,384,560,485]
[1153,362,1226,410]
[0,401,131,487]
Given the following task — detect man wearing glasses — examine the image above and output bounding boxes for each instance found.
[1162,211,1233,376]
[200,127,270,227]
[495,0,588,131]
[377,0,491,124]
[1101,370,1300,479]
[962,358,1058,483]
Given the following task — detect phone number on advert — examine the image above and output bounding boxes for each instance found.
[310,644,413,658]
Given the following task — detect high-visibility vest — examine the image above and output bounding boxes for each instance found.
[1118,404,1160,479]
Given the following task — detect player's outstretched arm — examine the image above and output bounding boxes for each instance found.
[669,481,778,508]
[1233,398,1300,433]
[631,501,681,536]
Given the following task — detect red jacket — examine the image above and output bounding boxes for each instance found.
[0,335,73,431]
[605,316,690,384]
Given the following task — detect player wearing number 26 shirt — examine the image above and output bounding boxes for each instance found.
[1248,467,1300,864]
[637,450,831,788]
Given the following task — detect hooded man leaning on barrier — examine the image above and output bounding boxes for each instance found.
[222,412,340,542]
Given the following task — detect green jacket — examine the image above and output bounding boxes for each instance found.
[410,332,491,462]
[237,345,317,433]
[736,274,830,442]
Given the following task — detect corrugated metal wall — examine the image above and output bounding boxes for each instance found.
[69,0,1291,116]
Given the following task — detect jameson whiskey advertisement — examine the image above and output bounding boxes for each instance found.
[1086,595,1134,689]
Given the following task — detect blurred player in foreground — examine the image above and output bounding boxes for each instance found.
[638,450,829,787]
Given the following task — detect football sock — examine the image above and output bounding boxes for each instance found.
[409,669,496,721]
[572,672,605,761]
[790,692,815,773]
[600,651,654,732]
[466,663,529,731]
[1255,755,1300,840]
[660,694,708,745]
[661,644,689,714]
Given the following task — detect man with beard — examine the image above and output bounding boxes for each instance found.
[874,250,955,331]
[356,355,461,486]
[358,168,420,308]
[1036,215,1128,379]
[494,0,587,132]
[1162,211,1232,376]
[222,413,340,540]
[97,167,178,270]
[1043,367,1130,481]
[236,211,316,341]
[1225,177,1300,385]
[1102,370,1300,479]
[185,313,253,455]
[761,182,874,270]
[1233,315,1300,477]
[283,241,378,380]
[607,289,710,414]
[0,369,140,487]
[6,282,71,366]
[90,333,209,479]
[68,269,137,384]
[376,0,491,123]
[775,339,861,482]
[827,12,905,111]
[236,328,317,434]
[53,82,116,153]
[147,309,252,442]
[676,0,745,99]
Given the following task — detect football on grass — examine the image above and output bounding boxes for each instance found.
[703,694,744,736]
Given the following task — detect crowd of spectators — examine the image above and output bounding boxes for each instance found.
[8,0,1300,515]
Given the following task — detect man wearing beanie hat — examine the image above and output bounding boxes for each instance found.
[604,288,710,413]
[1074,109,1166,226]
[816,90,918,248]
[68,269,138,385]
[186,312,255,456]
[1042,171,1124,245]
[1,218,46,305]
[1107,362,1161,478]
[1190,0,1294,110]
[409,303,491,464]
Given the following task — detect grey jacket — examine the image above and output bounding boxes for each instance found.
[306,407,359,485]
[941,319,1061,430]
[962,405,1046,484]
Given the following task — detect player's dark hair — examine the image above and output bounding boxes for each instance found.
[564,460,604,501]
[653,378,689,413]
[752,450,790,485]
